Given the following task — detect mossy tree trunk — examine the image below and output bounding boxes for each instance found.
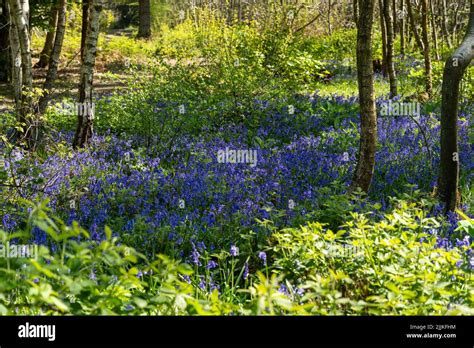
[438,0,474,212]
[351,0,377,193]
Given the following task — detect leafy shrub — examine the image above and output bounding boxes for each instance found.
[269,199,473,315]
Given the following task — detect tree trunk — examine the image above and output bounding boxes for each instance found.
[438,1,474,212]
[351,0,377,193]
[452,1,461,45]
[81,0,90,62]
[353,0,359,26]
[9,0,35,148]
[328,0,333,35]
[137,0,151,39]
[379,0,388,76]
[406,0,424,51]
[392,0,398,34]
[35,4,58,69]
[421,0,433,96]
[441,0,453,48]
[73,0,102,148]
[8,0,21,112]
[429,0,440,60]
[0,0,10,82]
[383,0,397,97]
[38,0,67,114]
[9,0,31,89]
[400,0,405,55]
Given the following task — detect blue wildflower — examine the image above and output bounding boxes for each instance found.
[258,251,267,265]
[207,260,217,269]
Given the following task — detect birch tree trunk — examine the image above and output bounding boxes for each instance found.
[8,0,22,112]
[9,0,31,91]
[9,0,35,148]
[73,0,103,148]
[38,0,67,114]
[351,0,377,193]
[438,0,474,212]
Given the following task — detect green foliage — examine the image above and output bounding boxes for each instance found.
[269,199,473,315]
[302,29,357,62]
[0,199,472,315]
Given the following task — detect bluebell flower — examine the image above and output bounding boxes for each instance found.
[243,262,249,280]
[199,277,206,289]
[191,246,201,265]
[278,284,289,296]
[207,260,217,269]
[258,251,267,265]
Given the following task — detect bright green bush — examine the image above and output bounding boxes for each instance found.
[269,199,474,315]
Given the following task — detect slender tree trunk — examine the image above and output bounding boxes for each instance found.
[0,0,10,82]
[429,0,440,60]
[392,0,398,34]
[73,0,103,148]
[438,1,474,212]
[406,0,424,51]
[9,0,35,148]
[8,0,22,112]
[328,0,333,34]
[137,0,151,38]
[421,0,433,95]
[379,0,388,76]
[38,0,67,114]
[81,0,90,61]
[238,0,242,22]
[35,5,58,69]
[351,0,377,193]
[452,1,460,44]
[0,4,7,75]
[10,0,31,89]
[353,0,359,26]
[400,0,405,55]
[441,0,453,48]
[383,0,397,97]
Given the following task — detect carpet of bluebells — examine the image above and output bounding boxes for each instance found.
[2,93,473,276]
